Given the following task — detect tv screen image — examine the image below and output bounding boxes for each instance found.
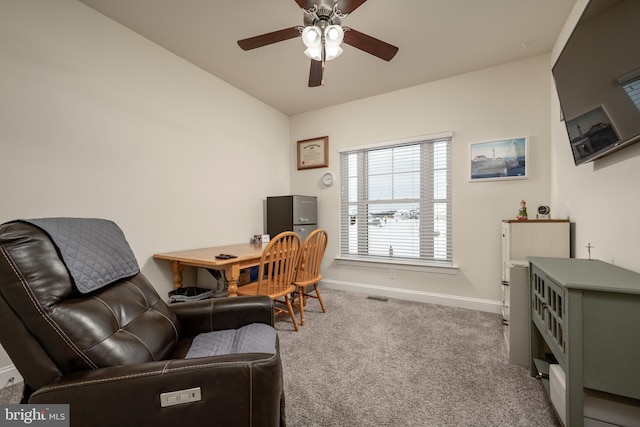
[566,106,621,163]
[553,0,640,165]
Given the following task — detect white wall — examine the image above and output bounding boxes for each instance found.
[290,54,555,310]
[551,0,640,271]
[0,0,290,368]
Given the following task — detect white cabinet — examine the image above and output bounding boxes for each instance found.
[501,220,570,282]
[501,219,570,367]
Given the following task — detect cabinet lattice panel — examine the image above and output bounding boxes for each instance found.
[532,269,565,357]
[546,281,565,353]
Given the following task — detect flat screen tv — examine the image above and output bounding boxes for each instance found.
[553,0,640,165]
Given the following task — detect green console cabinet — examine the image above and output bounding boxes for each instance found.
[528,257,640,427]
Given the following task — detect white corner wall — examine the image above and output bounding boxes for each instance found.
[290,54,554,311]
[550,0,640,272]
[0,0,290,368]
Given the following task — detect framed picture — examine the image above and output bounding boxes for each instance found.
[469,137,528,182]
[297,136,329,170]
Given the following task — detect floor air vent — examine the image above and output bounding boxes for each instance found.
[367,296,388,302]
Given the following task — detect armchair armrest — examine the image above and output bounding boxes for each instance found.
[29,347,283,427]
[171,295,275,337]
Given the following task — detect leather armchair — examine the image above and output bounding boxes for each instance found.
[0,220,285,427]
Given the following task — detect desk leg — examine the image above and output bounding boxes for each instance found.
[171,261,184,289]
[225,264,240,297]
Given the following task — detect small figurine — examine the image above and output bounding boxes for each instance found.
[516,200,528,220]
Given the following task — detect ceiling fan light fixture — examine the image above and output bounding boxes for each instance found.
[304,47,322,61]
[236,0,399,87]
[302,26,322,48]
[325,46,343,60]
[323,24,344,60]
[325,25,344,45]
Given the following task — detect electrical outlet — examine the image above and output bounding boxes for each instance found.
[389,269,396,279]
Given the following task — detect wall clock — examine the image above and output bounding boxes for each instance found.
[322,172,335,187]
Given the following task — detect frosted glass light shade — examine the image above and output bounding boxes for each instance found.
[304,47,322,61]
[302,26,322,48]
[325,46,343,60]
[324,25,344,60]
[325,25,344,45]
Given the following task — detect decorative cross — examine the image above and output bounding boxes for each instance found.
[585,242,594,260]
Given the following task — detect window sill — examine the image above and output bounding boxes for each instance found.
[334,256,459,275]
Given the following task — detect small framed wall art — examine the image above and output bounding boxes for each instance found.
[469,137,528,182]
[297,136,329,170]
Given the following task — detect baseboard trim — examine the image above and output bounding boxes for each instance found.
[320,279,502,314]
[0,365,23,389]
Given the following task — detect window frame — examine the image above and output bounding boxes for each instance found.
[338,132,453,268]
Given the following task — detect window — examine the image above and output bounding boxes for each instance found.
[339,132,452,265]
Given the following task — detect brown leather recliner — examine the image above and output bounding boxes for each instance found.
[0,220,285,427]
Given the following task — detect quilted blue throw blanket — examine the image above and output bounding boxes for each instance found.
[21,217,139,294]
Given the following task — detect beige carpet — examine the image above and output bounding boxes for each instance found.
[275,288,561,427]
[0,382,21,404]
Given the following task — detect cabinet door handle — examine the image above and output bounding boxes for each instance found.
[501,281,509,287]
[502,318,509,326]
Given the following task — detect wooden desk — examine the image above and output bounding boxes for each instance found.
[154,243,265,297]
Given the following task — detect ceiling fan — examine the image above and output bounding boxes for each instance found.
[237,0,399,87]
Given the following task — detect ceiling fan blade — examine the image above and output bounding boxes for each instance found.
[294,0,316,9]
[309,59,324,87]
[237,27,301,51]
[337,0,368,14]
[343,28,398,61]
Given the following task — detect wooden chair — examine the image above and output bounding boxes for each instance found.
[292,229,328,326]
[237,231,302,332]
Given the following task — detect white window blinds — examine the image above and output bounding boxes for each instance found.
[339,133,452,264]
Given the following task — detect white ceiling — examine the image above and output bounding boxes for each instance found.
[77,0,577,116]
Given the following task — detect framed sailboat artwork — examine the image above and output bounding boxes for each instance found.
[469,137,528,182]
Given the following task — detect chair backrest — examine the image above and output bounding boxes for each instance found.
[295,229,328,284]
[255,232,301,296]
[0,221,179,391]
